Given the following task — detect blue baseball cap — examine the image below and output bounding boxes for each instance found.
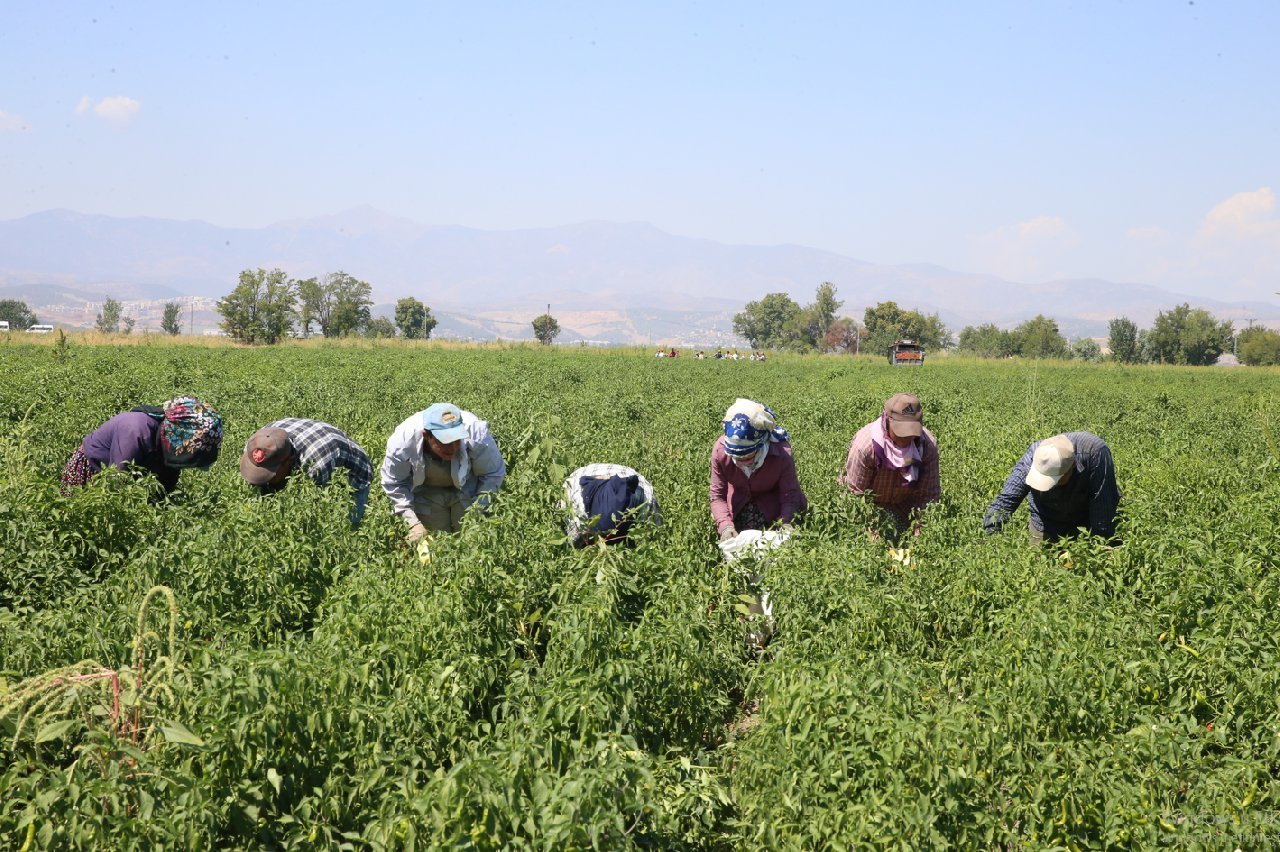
[422,402,467,443]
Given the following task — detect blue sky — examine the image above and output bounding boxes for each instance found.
[2,1,1277,300]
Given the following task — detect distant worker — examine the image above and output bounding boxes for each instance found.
[561,463,660,547]
[714,350,724,360]
[983,432,1121,543]
[655,348,666,358]
[710,398,808,540]
[240,419,374,526]
[60,396,224,495]
[382,403,506,541]
[839,394,941,535]
[668,347,678,358]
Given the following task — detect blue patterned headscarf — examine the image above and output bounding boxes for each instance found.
[721,398,790,458]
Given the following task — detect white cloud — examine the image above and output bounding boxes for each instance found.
[94,95,140,123]
[970,215,1076,281]
[0,110,30,132]
[1196,187,1280,244]
[75,95,140,123]
[1190,188,1280,298]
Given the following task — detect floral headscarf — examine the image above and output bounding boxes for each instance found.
[158,396,224,469]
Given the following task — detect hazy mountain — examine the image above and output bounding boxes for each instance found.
[2,207,1276,342]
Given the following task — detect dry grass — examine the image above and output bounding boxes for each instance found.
[1,329,658,355]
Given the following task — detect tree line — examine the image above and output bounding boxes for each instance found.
[213,268,438,344]
[5,280,1280,365]
[731,284,1280,367]
[956,304,1280,366]
[732,284,951,354]
[214,267,566,345]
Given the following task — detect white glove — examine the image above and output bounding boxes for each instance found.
[406,522,428,544]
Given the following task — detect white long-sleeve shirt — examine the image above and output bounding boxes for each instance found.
[381,410,505,525]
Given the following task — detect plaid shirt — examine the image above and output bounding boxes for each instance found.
[983,431,1120,541]
[561,463,660,540]
[264,418,373,492]
[839,423,941,528]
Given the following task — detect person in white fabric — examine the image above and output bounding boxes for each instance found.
[561,463,660,548]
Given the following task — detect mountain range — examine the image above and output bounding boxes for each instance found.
[2,207,1276,344]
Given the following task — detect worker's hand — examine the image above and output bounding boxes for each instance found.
[719,526,737,542]
[406,522,428,544]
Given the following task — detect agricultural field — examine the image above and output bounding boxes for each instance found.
[2,338,1279,849]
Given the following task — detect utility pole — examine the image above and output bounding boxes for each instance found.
[189,297,195,335]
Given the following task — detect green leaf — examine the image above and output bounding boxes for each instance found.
[158,719,205,747]
[34,718,78,743]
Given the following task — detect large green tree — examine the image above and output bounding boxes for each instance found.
[217,268,298,344]
[298,271,373,337]
[862,301,949,356]
[1011,315,1070,359]
[1107,317,1142,363]
[956,323,1015,358]
[95,297,122,333]
[363,316,397,338]
[531,312,561,345]
[161,301,184,336]
[811,282,842,333]
[395,297,438,340]
[0,299,38,330]
[1145,303,1233,365]
[734,293,803,348]
[1237,327,1280,366]
[799,282,844,350]
[1072,337,1103,362]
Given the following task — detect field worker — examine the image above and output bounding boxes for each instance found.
[562,463,660,548]
[710,398,808,541]
[60,396,223,496]
[839,393,941,535]
[382,402,506,541]
[240,419,374,526]
[983,432,1121,543]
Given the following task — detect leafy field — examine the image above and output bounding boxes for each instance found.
[2,339,1279,849]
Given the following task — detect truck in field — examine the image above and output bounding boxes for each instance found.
[888,339,925,366]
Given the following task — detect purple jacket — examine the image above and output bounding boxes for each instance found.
[81,411,180,492]
[709,437,808,534]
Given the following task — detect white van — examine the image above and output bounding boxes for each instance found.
[0,320,10,332]
[25,324,54,334]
